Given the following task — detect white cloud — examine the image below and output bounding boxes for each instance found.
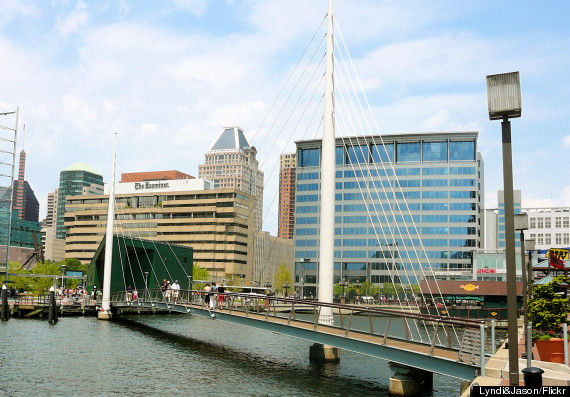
[61,94,97,127]
[55,1,90,37]
[1,1,569,234]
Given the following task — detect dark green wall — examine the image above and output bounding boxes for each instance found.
[87,235,193,293]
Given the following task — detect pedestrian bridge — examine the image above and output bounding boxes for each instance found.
[110,289,493,381]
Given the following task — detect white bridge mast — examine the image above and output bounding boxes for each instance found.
[318,0,335,325]
[99,133,117,320]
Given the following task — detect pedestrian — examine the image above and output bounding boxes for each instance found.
[171,280,180,303]
[132,289,138,301]
[217,283,225,309]
[203,283,211,307]
[210,282,218,310]
[160,279,168,302]
[126,285,133,302]
[166,281,172,303]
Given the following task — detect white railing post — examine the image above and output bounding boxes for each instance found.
[480,324,486,377]
[527,321,533,368]
[562,323,568,366]
[491,319,496,354]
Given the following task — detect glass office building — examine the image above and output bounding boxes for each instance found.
[56,163,104,239]
[293,132,484,295]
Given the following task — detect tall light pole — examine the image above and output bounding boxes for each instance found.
[486,71,522,386]
[515,214,529,328]
[60,264,67,290]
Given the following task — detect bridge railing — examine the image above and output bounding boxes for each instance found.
[111,287,493,368]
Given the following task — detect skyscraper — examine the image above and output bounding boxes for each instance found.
[293,132,484,295]
[12,149,39,222]
[198,126,264,232]
[56,163,104,239]
[278,153,296,239]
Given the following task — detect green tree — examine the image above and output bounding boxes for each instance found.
[192,263,210,289]
[528,275,570,335]
[359,281,379,297]
[31,261,61,293]
[274,262,292,295]
[8,261,33,292]
[61,258,87,272]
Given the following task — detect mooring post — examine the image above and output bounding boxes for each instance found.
[48,286,58,324]
[1,284,9,321]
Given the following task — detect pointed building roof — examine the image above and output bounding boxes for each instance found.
[209,126,250,152]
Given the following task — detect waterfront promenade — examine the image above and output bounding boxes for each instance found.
[461,321,570,394]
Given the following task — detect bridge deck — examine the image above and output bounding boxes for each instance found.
[111,295,481,380]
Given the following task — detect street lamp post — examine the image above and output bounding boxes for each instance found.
[60,265,67,291]
[144,271,149,290]
[515,214,529,328]
[339,280,348,305]
[524,238,535,367]
[486,71,522,386]
[283,282,290,298]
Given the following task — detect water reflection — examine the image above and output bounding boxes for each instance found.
[1,315,464,396]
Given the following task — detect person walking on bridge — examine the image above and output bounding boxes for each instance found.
[160,279,168,302]
[210,282,218,310]
[203,283,211,308]
[217,283,225,310]
[171,280,180,303]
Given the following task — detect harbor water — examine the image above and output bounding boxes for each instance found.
[1,315,464,396]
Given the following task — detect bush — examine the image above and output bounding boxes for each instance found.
[528,275,570,340]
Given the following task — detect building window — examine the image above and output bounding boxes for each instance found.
[556,233,562,245]
[564,233,570,245]
[545,218,552,228]
[556,217,562,228]
[564,217,570,228]
[530,217,536,229]
[422,141,448,162]
[346,144,369,164]
[371,143,394,163]
[396,142,421,162]
[449,140,476,161]
[545,234,552,245]
[298,148,320,167]
[537,218,544,229]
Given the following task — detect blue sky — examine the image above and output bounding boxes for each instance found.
[1,0,569,234]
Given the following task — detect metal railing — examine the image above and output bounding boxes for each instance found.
[112,287,493,373]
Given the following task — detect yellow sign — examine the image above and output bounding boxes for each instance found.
[546,248,569,260]
[460,284,480,292]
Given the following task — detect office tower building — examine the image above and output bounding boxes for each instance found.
[293,132,484,295]
[12,149,39,222]
[278,153,296,239]
[198,127,264,232]
[56,163,104,239]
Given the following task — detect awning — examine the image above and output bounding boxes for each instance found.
[533,274,569,286]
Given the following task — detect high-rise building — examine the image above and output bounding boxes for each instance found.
[12,149,39,222]
[293,132,484,295]
[56,163,104,239]
[486,190,570,255]
[41,189,65,262]
[64,174,256,281]
[278,153,296,239]
[198,127,264,233]
[45,190,58,227]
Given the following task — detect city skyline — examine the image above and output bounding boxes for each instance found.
[1,1,569,235]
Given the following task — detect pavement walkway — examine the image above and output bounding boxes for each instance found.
[461,321,570,395]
